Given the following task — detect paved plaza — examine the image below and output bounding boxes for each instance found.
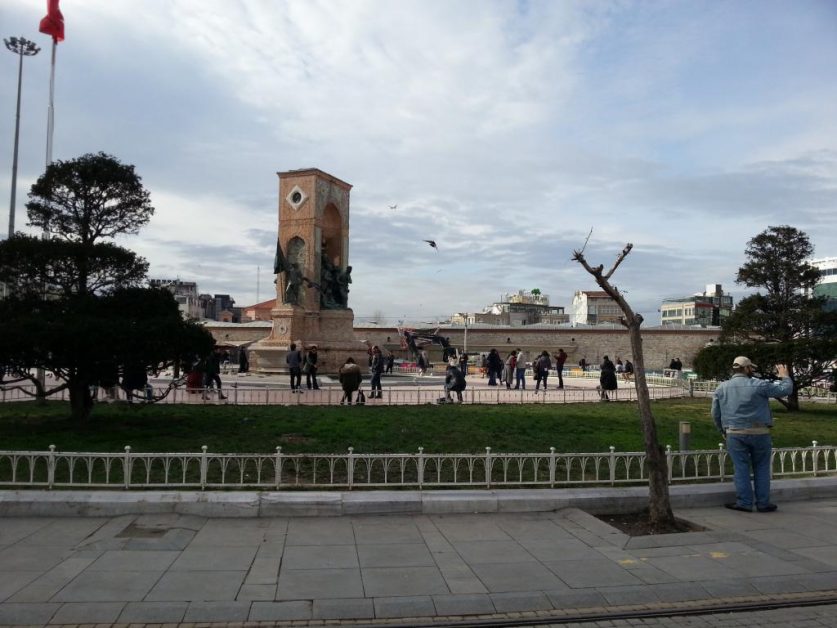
[1,496,836,626]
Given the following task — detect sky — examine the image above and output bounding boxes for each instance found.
[2,0,836,325]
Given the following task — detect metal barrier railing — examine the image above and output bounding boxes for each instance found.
[1,442,833,490]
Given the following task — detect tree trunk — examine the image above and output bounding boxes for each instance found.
[627,321,674,526]
[573,243,676,528]
[68,376,94,421]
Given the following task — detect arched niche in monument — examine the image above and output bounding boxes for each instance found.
[321,202,343,266]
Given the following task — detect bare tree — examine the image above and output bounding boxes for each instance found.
[573,243,675,528]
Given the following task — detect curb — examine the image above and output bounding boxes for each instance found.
[2,476,836,517]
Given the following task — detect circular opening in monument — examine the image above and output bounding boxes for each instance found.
[291,191,302,203]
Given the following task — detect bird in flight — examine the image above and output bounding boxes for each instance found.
[389,204,397,210]
[423,239,438,251]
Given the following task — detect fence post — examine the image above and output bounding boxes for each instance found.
[812,440,819,477]
[347,447,355,490]
[123,446,132,489]
[665,445,673,484]
[47,444,56,489]
[417,447,425,488]
[549,446,556,488]
[233,382,238,405]
[609,446,616,486]
[200,445,208,490]
[718,443,726,481]
[275,446,283,489]
[485,447,492,488]
[266,387,270,405]
[689,380,695,398]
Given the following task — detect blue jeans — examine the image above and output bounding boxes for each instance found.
[727,433,773,508]
[515,368,526,389]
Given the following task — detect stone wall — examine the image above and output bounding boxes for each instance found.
[204,322,718,371]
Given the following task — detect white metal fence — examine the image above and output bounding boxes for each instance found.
[1,442,834,490]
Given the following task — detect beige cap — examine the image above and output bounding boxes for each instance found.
[732,356,756,368]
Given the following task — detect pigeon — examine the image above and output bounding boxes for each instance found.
[423,239,438,251]
[389,204,397,210]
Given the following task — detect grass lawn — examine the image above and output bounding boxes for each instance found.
[1,398,834,454]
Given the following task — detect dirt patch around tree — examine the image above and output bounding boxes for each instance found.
[595,509,706,536]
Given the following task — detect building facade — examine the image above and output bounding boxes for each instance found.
[148,279,202,320]
[451,290,567,326]
[660,284,733,327]
[570,291,622,326]
[811,257,837,301]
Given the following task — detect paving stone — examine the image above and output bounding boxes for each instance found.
[649,582,711,602]
[0,570,41,602]
[544,559,642,588]
[597,584,661,606]
[312,598,374,619]
[0,602,60,625]
[189,520,269,547]
[117,602,188,623]
[431,593,494,616]
[452,540,536,564]
[431,517,511,542]
[285,519,355,546]
[248,600,312,621]
[749,575,810,594]
[0,544,70,572]
[244,556,281,585]
[357,543,434,568]
[519,538,604,562]
[437,563,488,594]
[644,554,741,581]
[170,546,258,571]
[699,579,759,598]
[373,595,436,618]
[545,589,608,610]
[183,601,251,622]
[6,557,97,603]
[87,550,179,571]
[49,602,125,624]
[52,571,162,602]
[794,571,837,591]
[236,584,276,601]
[470,561,566,593]
[362,566,449,597]
[352,521,424,544]
[281,544,358,569]
[723,551,811,578]
[490,591,553,612]
[146,571,246,601]
[276,568,364,600]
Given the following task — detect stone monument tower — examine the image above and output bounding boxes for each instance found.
[249,168,366,372]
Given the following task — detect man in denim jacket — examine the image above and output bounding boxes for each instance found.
[711,357,792,513]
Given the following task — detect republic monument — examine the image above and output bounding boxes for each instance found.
[249,168,366,372]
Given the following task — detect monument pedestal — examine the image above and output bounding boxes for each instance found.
[249,307,367,374]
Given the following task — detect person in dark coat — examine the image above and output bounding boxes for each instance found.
[339,357,363,404]
[486,349,503,386]
[238,347,249,373]
[535,351,552,393]
[445,362,467,402]
[369,345,384,398]
[599,355,618,401]
[303,344,320,390]
[554,348,568,389]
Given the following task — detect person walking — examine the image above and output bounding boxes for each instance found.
[369,345,384,399]
[458,352,468,377]
[303,344,320,390]
[711,357,792,513]
[554,348,568,389]
[385,351,395,374]
[286,342,303,393]
[535,351,551,392]
[444,360,467,403]
[203,347,227,400]
[598,355,617,401]
[514,349,527,390]
[338,357,363,405]
[504,350,517,389]
[623,359,634,382]
[238,347,249,373]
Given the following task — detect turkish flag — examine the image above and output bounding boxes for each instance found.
[39,0,64,42]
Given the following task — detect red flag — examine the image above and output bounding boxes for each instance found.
[39,0,64,42]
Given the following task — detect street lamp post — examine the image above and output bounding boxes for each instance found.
[4,36,40,239]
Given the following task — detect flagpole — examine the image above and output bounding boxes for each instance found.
[45,38,56,167]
